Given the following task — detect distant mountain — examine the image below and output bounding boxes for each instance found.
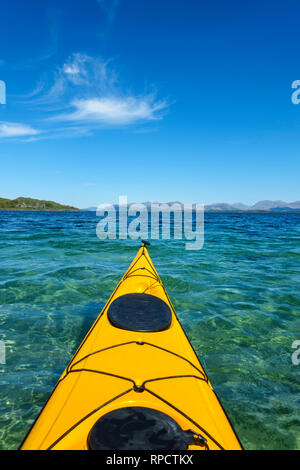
[205,203,237,211]
[82,200,300,213]
[232,202,251,210]
[251,200,287,210]
[3,198,299,213]
[250,200,300,210]
[0,197,80,211]
[83,202,184,211]
[205,200,300,211]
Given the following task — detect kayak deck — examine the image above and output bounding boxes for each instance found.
[20,245,242,450]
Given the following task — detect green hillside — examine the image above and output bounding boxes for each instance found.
[0,197,80,211]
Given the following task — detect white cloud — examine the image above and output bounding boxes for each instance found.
[27,54,117,106]
[62,54,90,85]
[0,122,40,138]
[9,53,170,139]
[56,95,168,125]
[36,53,170,127]
[63,63,80,76]
[62,53,116,91]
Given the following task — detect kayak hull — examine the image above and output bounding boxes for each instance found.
[20,246,242,450]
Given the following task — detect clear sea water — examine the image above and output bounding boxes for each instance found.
[0,210,299,450]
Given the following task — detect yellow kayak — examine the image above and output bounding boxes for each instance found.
[20,243,242,450]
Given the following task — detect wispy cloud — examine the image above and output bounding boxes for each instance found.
[6,52,170,141]
[25,54,117,107]
[54,95,167,125]
[0,122,40,138]
[31,53,169,130]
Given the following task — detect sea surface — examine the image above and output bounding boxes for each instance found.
[0,210,299,450]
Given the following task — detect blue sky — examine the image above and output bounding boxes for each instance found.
[0,0,300,208]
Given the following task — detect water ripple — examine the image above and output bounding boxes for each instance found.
[0,211,299,449]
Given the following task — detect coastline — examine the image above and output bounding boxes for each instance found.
[1,209,299,213]
[0,209,82,212]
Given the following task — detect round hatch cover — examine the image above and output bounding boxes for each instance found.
[88,407,190,450]
[107,293,172,332]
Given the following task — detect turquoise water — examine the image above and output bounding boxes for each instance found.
[0,211,299,450]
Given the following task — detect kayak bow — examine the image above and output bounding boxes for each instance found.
[21,244,242,450]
